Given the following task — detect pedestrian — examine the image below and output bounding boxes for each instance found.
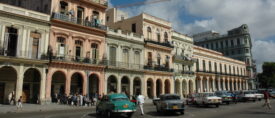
[137,93,145,115]
[17,96,23,110]
[79,94,83,106]
[262,90,272,109]
[8,92,12,105]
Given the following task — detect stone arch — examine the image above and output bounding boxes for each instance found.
[0,66,17,104]
[164,79,171,94]
[146,78,154,99]
[22,68,41,103]
[133,77,142,96]
[156,79,163,97]
[70,72,84,95]
[121,76,130,95]
[88,73,100,97]
[107,75,118,93]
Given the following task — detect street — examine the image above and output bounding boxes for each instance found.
[0,100,274,118]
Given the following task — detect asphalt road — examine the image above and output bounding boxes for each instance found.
[0,100,274,118]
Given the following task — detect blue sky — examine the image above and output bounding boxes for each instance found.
[109,0,275,72]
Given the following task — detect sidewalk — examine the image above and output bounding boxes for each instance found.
[0,104,95,114]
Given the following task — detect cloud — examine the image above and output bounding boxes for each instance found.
[117,0,275,72]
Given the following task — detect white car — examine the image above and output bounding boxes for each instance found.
[194,93,222,107]
[251,90,264,101]
[242,91,257,102]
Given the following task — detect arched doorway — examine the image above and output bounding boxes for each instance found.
[189,80,194,94]
[107,75,117,93]
[215,79,219,91]
[182,80,187,96]
[203,78,208,92]
[0,66,17,104]
[51,71,66,102]
[196,78,200,93]
[89,74,99,97]
[133,77,141,96]
[71,73,83,95]
[220,79,224,90]
[147,79,153,98]
[209,78,213,92]
[23,68,41,103]
[156,79,162,97]
[175,79,181,95]
[121,76,130,96]
[165,80,170,94]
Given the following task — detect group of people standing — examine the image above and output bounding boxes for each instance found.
[51,93,99,107]
[8,91,23,110]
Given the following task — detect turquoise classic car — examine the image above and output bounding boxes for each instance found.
[96,94,136,118]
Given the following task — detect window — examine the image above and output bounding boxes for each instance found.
[75,40,83,45]
[134,51,140,64]
[196,59,199,71]
[231,40,234,47]
[206,44,209,48]
[109,46,116,65]
[165,55,170,68]
[30,32,41,59]
[231,50,235,55]
[147,27,152,40]
[209,61,212,72]
[229,66,231,74]
[245,49,249,53]
[211,43,214,49]
[122,49,129,63]
[156,29,160,42]
[237,38,241,45]
[224,65,227,74]
[214,62,217,72]
[148,52,152,66]
[203,60,206,71]
[77,7,84,24]
[91,43,98,59]
[157,54,161,66]
[131,23,136,33]
[226,40,229,47]
[60,1,68,14]
[57,37,66,56]
[220,64,222,73]
[106,16,109,22]
[220,41,223,49]
[216,42,219,49]
[164,32,168,43]
[75,40,83,58]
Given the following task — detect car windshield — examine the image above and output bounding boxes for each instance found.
[205,93,216,97]
[164,95,180,100]
[112,97,129,101]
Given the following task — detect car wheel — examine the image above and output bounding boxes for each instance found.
[216,104,219,108]
[107,111,112,118]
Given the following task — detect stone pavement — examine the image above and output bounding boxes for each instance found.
[0,103,95,114]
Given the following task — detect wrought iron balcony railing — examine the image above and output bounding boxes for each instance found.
[144,39,174,48]
[52,12,107,31]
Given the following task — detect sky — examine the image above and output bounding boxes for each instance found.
[108,0,275,72]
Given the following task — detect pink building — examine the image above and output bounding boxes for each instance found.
[45,0,107,102]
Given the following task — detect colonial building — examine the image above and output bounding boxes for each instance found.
[106,8,174,98]
[193,24,256,89]
[105,28,144,96]
[193,46,249,93]
[0,3,50,104]
[172,31,196,98]
[45,0,108,103]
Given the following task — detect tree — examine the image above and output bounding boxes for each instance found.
[257,62,275,88]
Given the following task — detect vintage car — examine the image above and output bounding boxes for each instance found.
[155,94,185,114]
[215,91,233,105]
[241,91,257,102]
[96,94,136,118]
[194,93,222,107]
[186,93,198,105]
[270,91,275,98]
[251,90,264,101]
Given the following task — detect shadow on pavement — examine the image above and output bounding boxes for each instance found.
[146,111,182,117]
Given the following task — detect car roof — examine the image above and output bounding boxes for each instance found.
[107,94,128,99]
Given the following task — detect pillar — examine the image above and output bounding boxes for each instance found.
[65,72,71,96]
[15,65,24,102]
[206,77,209,92]
[153,79,156,98]
[117,77,121,93]
[39,68,47,104]
[179,80,183,98]
[130,78,134,96]
[200,77,203,93]
[212,78,216,92]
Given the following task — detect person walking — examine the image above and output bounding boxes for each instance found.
[17,96,23,110]
[137,93,145,116]
[262,90,272,109]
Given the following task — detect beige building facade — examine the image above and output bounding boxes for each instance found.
[0,3,50,104]
[194,46,249,93]
[172,31,196,98]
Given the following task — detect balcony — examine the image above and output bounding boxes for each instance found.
[173,55,196,64]
[144,64,173,72]
[181,71,195,75]
[0,49,48,61]
[49,53,105,65]
[84,0,108,7]
[144,40,174,48]
[196,69,247,77]
[105,60,144,70]
[51,12,107,31]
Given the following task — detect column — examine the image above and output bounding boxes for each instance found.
[179,80,183,98]
[218,78,221,91]
[222,78,226,90]
[0,24,5,48]
[153,79,156,98]
[227,79,230,91]
[40,68,47,104]
[117,77,121,93]
[206,77,210,92]
[246,81,249,90]
[212,78,216,92]
[65,71,71,96]
[15,65,24,102]
[231,79,235,91]
[130,78,133,96]
[200,77,203,93]
[161,80,165,94]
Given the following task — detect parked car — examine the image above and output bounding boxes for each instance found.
[215,91,233,105]
[155,94,185,114]
[240,91,257,102]
[269,91,275,98]
[96,94,136,118]
[251,90,264,101]
[186,93,198,105]
[194,93,222,107]
[153,98,160,105]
